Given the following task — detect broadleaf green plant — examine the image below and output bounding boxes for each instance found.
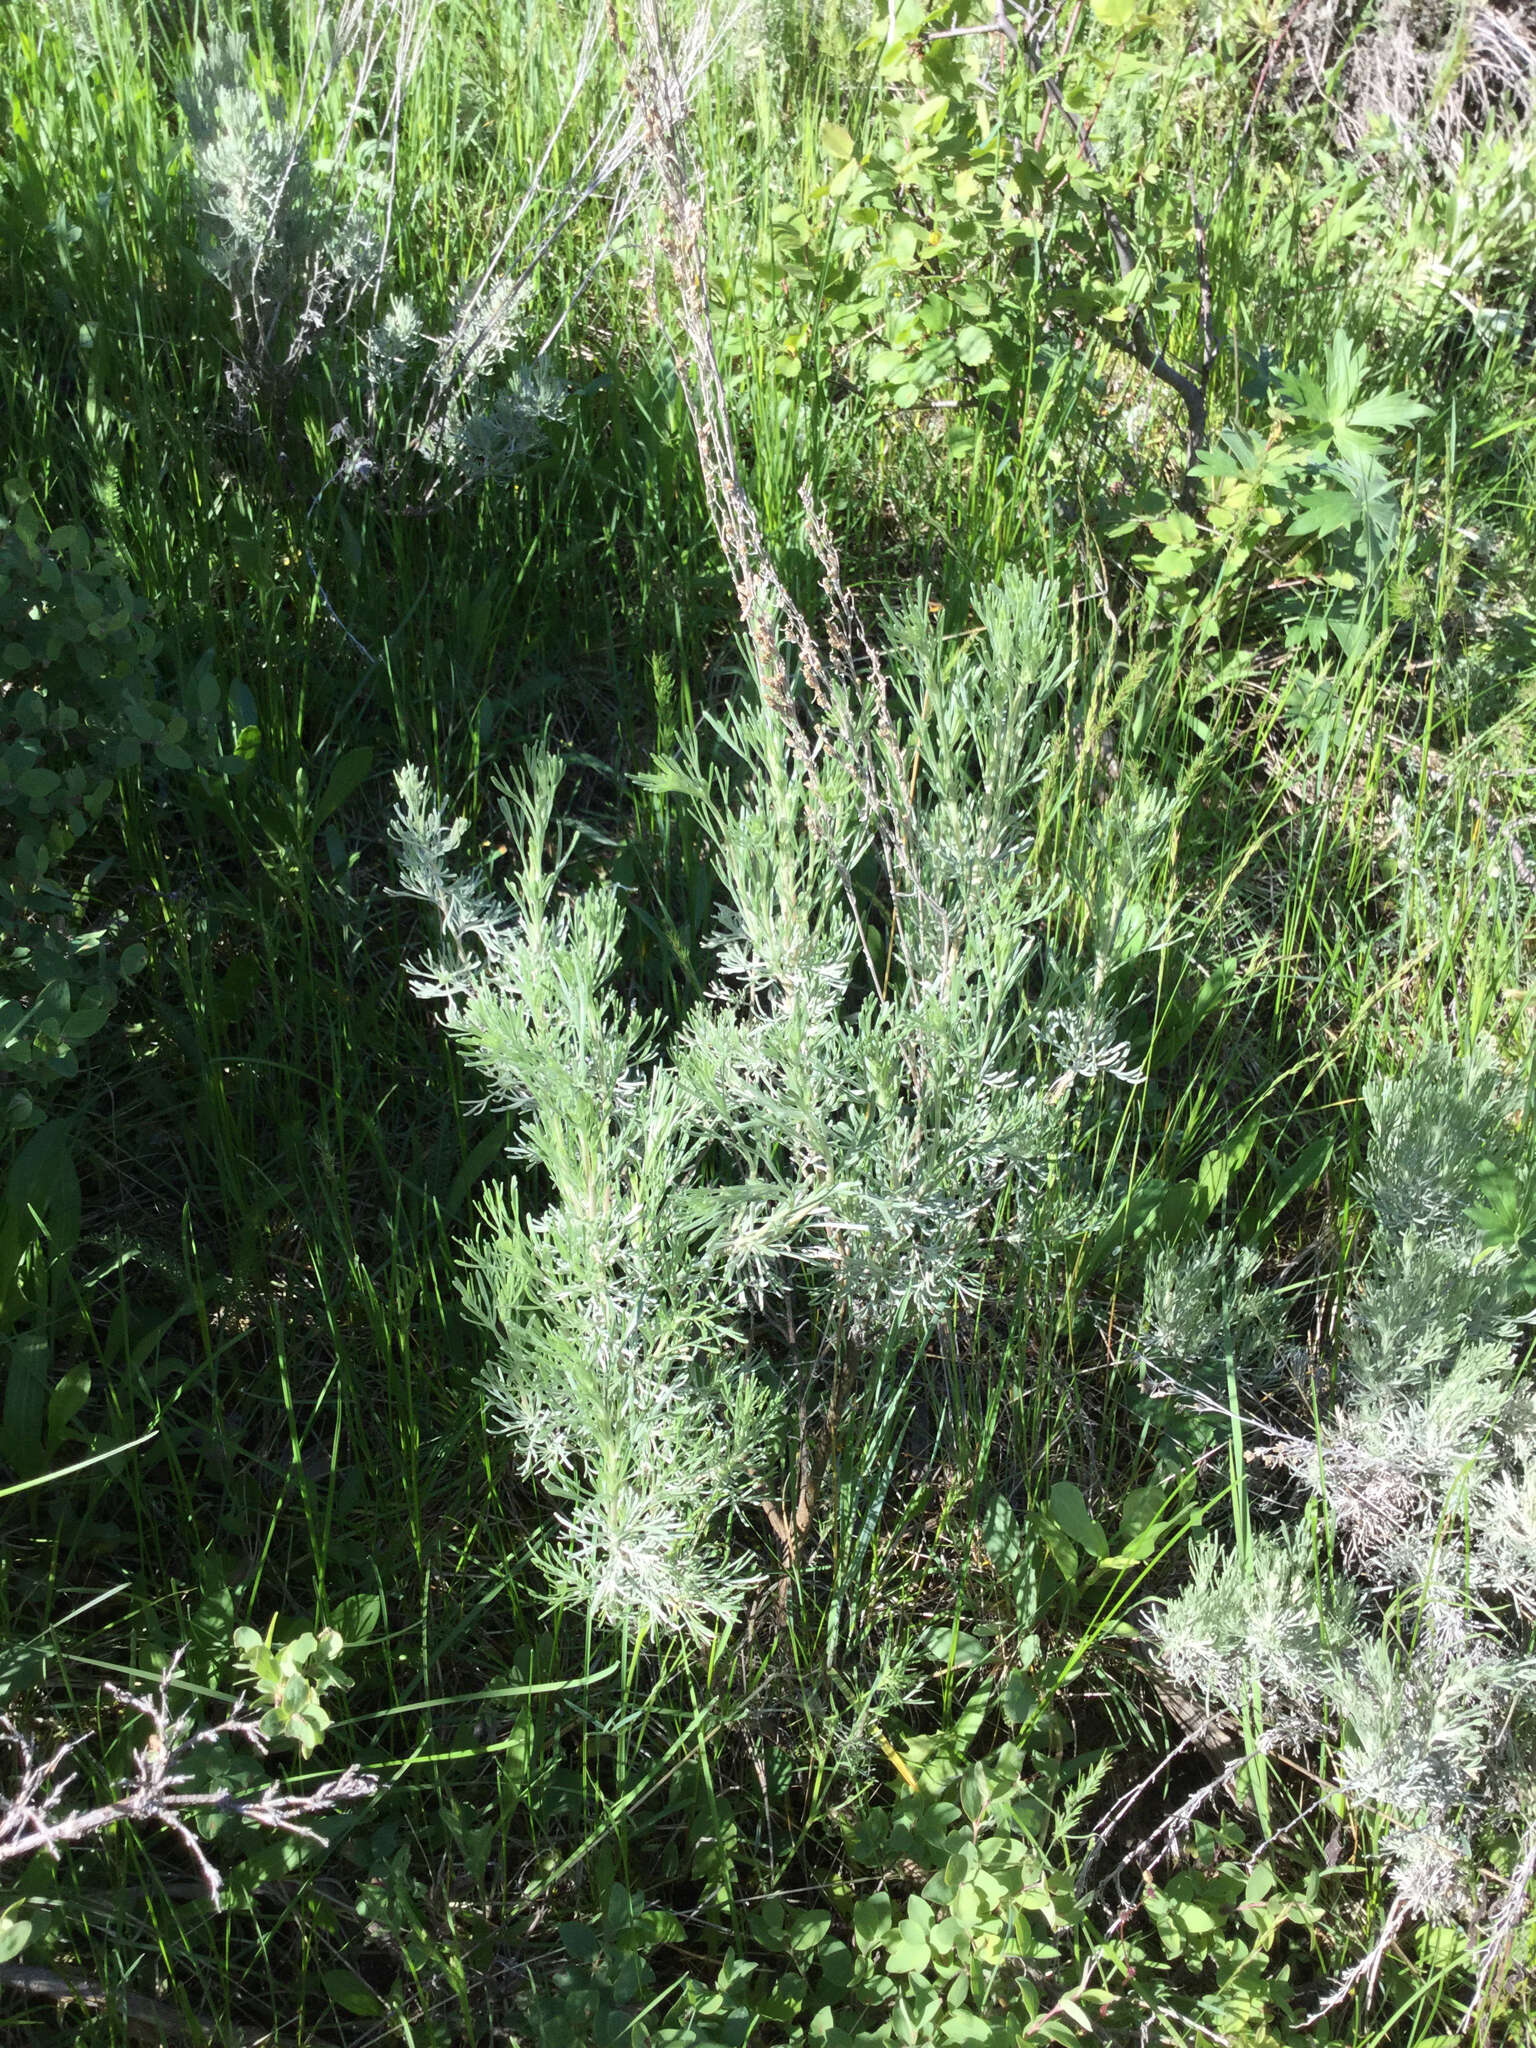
[517,1708,1323,2046]
[0,497,226,1130]
[232,1623,353,1759]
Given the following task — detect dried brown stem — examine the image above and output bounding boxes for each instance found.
[613,0,939,994]
[0,1961,280,2048]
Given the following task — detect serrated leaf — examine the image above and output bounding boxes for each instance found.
[955,324,992,365]
[1346,390,1428,433]
[1288,491,1359,541]
[1322,331,1365,419]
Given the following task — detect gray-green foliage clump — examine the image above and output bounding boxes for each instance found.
[178,27,564,482]
[177,28,381,392]
[394,569,1173,1639]
[1134,1233,1283,1394]
[1149,1044,1536,1964]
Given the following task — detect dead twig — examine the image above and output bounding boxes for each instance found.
[0,1655,375,1910]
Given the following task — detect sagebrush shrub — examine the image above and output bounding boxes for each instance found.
[178,27,565,484]
[1148,1043,1536,1966]
[178,27,380,391]
[394,568,1176,1637]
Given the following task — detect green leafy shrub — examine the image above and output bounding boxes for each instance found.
[527,1729,1090,2046]
[1118,332,1430,650]
[519,1694,1327,2046]
[232,1622,353,1759]
[0,497,225,1131]
[746,1,1208,424]
[0,1635,371,1982]
[393,567,1177,1639]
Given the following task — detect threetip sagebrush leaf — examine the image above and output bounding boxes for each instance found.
[393,568,1155,1639]
[1148,1045,1536,1961]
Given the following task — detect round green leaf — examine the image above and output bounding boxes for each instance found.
[0,1912,33,1965]
[886,1935,931,1974]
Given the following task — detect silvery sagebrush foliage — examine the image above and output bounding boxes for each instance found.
[177,27,381,390]
[1147,1043,1536,1978]
[393,566,1174,1638]
[390,0,1178,1645]
[390,753,772,1636]
[416,359,569,486]
[177,21,566,487]
[1134,1233,1283,1394]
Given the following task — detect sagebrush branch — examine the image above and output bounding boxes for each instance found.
[0,1659,374,1908]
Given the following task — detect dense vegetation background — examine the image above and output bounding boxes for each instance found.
[1,0,1534,2040]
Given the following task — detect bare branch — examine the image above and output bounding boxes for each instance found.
[0,1657,374,1910]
